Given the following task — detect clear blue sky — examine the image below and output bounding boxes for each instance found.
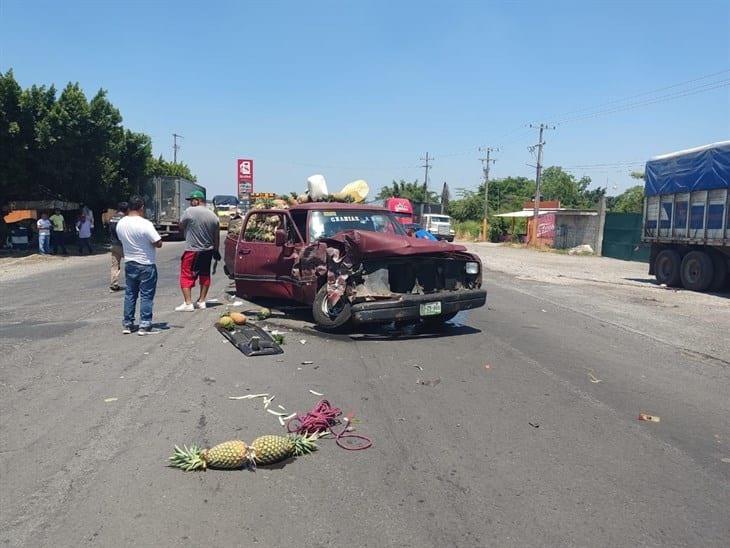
[2,0,729,198]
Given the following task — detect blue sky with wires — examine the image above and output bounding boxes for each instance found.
[1,0,728,197]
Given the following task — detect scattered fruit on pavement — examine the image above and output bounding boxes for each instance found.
[169,440,252,471]
[249,433,318,465]
[229,312,247,325]
[257,307,272,320]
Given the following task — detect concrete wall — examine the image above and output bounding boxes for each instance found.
[553,214,600,249]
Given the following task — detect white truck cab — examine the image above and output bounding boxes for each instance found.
[421,214,455,242]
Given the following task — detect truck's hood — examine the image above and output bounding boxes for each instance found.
[322,230,466,260]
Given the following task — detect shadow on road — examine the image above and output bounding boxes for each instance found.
[624,277,730,297]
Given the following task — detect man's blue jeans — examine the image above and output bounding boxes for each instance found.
[38,233,50,254]
[123,261,158,328]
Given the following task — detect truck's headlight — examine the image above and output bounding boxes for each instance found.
[465,262,479,274]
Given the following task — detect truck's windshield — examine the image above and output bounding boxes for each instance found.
[213,195,239,206]
[309,210,407,241]
[427,215,450,223]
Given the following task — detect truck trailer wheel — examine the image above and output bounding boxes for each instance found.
[654,249,681,287]
[680,251,714,291]
[709,252,728,291]
[312,284,352,331]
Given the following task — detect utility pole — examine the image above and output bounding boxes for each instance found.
[420,152,433,200]
[529,123,554,244]
[478,146,498,241]
[172,133,184,164]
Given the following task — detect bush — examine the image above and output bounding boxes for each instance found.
[454,220,481,240]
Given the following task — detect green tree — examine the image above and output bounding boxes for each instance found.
[148,155,197,181]
[612,185,644,213]
[0,70,197,216]
[376,178,438,202]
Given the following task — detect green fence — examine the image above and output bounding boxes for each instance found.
[602,212,650,262]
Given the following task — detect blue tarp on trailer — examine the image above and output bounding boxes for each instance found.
[644,141,730,197]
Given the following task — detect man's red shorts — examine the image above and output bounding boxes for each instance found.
[180,250,213,288]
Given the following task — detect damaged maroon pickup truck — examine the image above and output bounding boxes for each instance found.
[223,203,487,331]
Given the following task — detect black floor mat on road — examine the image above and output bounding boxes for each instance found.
[216,323,284,356]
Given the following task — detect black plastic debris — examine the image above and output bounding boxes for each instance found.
[216,323,283,356]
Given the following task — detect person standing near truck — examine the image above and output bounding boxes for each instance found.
[49,209,68,255]
[36,213,52,254]
[108,202,128,291]
[175,190,220,312]
[116,196,162,335]
[76,214,93,254]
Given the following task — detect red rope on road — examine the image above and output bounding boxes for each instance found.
[287,399,372,451]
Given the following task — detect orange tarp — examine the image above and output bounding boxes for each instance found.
[3,210,37,224]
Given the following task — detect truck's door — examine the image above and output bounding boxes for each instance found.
[234,211,304,300]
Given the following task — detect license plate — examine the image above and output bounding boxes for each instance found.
[419,301,442,316]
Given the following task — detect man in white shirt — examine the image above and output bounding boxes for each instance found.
[36,213,52,254]
[115,196,163,335]
[76,214,93,255]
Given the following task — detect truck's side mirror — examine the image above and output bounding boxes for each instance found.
[274,228,286,246]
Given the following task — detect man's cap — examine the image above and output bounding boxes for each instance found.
[186,190,206,200]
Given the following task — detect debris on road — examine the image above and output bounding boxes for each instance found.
[299,339,307,345]
[309,389,324,396]
[528,422,540,428]
[587,370,603,384]
[412,364,424,371]
[231,300,244,307]
[272,333,285,345]
[484,364,491,370]
[217,322,283,356]
[638,413,661,423]
[286,399,372,451]
[417,378,441,387]
[169,433,318,471]
[301,360,314,365]
[228,393,269,400]
[103,397,118,403]
[266,408,287,417]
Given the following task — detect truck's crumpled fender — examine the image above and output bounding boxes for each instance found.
[292,242,355,305]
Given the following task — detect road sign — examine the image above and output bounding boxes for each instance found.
[237,159,254,199]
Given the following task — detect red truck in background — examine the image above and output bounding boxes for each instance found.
[384,198,414,225]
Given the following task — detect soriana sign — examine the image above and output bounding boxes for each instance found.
[237,159,254,195]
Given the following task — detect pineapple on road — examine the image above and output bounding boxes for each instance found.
[169,440,252,471]
[250,433,318,466]
[169,433,317,471]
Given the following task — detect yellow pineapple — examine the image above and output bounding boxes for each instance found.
[169,440,252,471]
[249,433,318,466]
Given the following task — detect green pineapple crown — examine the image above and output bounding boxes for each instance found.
[290,432,319,456]
[169,444,207,471]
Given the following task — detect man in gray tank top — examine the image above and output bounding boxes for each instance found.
[175,190,220,311]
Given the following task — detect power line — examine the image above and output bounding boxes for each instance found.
[555,68,730,119]
[556,78,730,124]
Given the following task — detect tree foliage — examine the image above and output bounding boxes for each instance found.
[0,69,195,211]
[376,179,439,203]
[612,185,644,214]
[540,166,603,208]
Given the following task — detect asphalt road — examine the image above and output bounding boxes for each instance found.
[1,241,728,547]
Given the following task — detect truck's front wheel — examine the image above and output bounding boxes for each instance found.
[680,251,714,291]
[312,284,352,331]
[654,249,681,287]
